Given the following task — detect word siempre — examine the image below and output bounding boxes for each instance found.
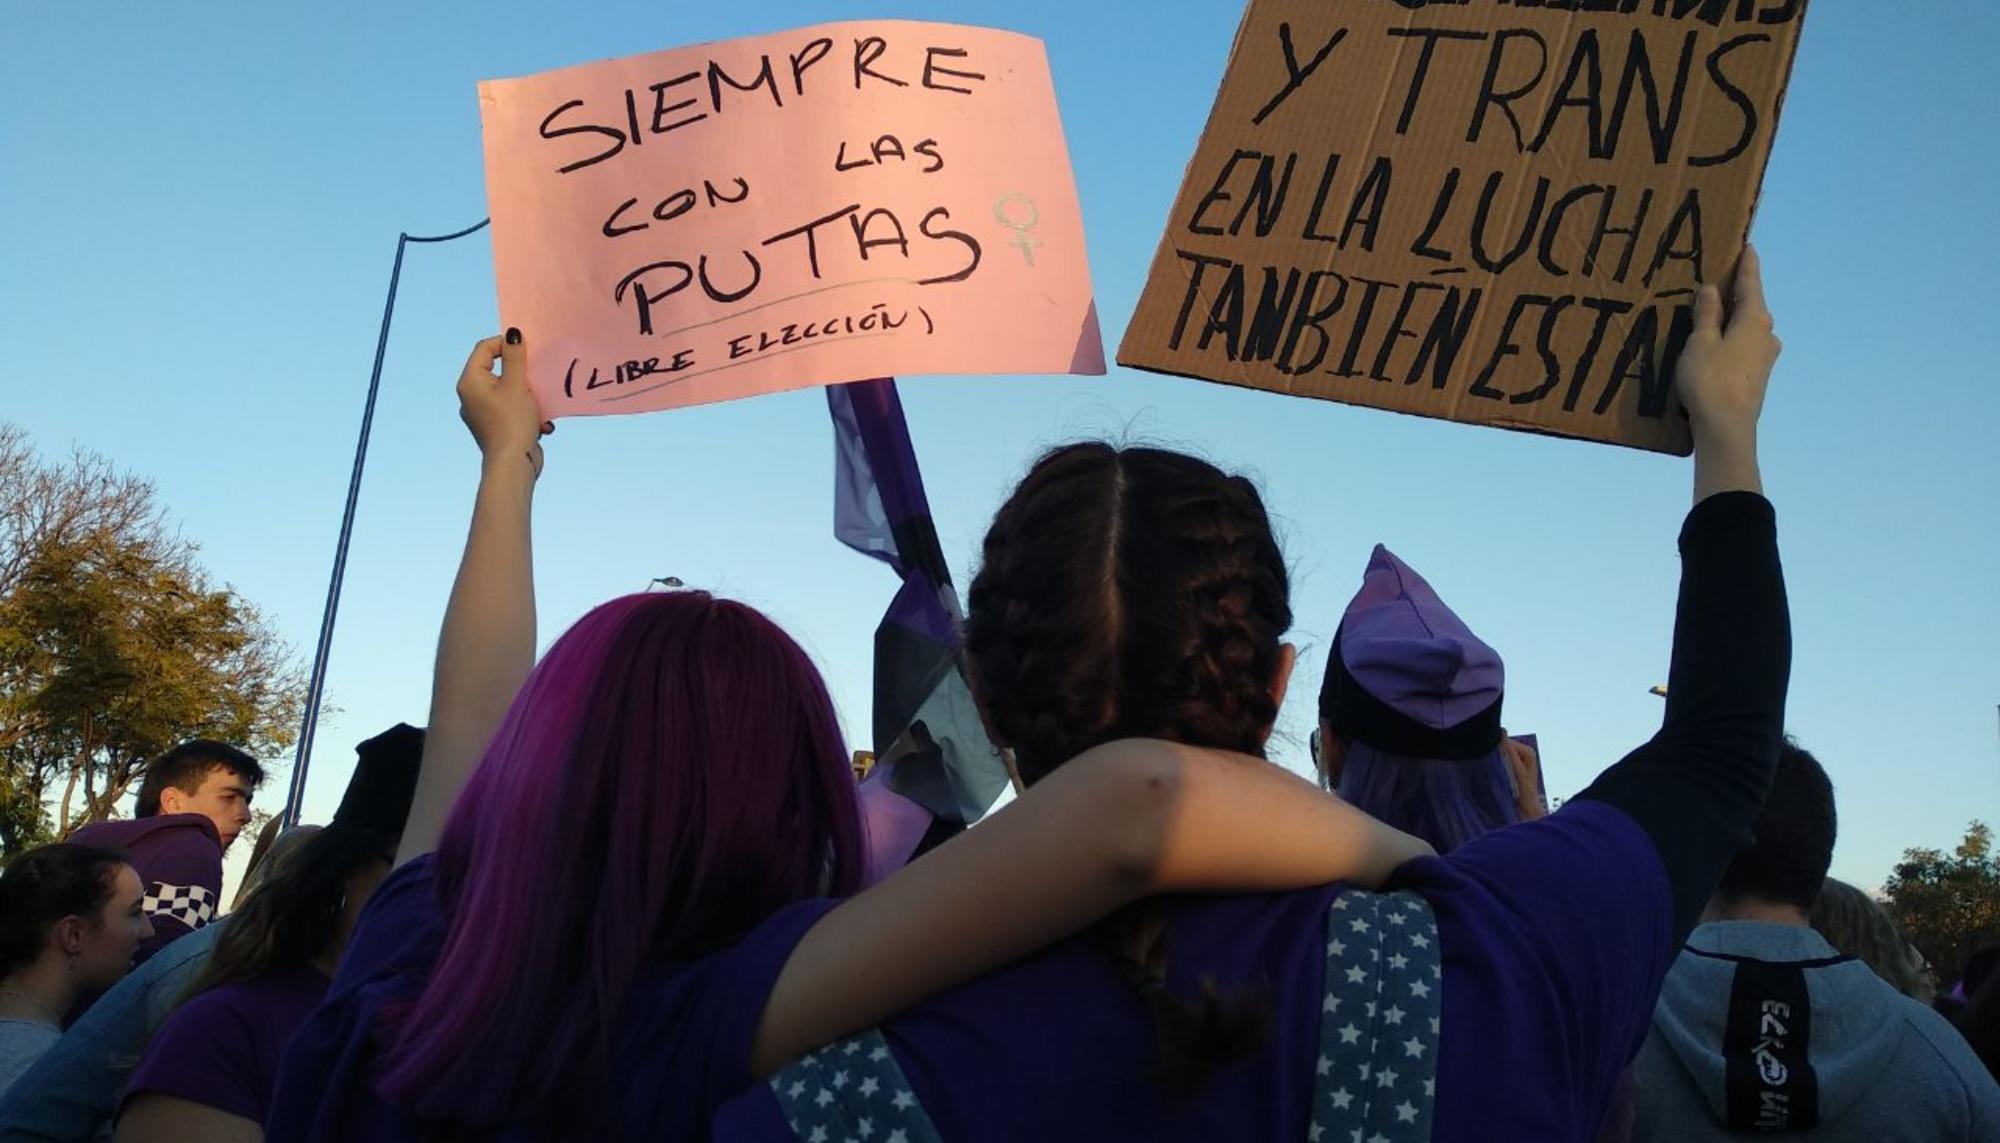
[537,35,987,175]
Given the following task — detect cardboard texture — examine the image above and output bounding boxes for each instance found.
[1119,0,1807,454]
[480,21,1104,419]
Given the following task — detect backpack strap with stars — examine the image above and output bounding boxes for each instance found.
[767,1028,944,1143]
[765,889,1444,1143]
[1308,889,1443,1143]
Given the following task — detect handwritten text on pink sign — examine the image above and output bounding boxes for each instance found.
[479,21,1105,418]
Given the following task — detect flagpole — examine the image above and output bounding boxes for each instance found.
[282,218,491,827]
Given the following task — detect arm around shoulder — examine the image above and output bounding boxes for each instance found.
[750,739,1430,1075]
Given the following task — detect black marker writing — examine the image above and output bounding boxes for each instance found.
[536,32,987,176]
[563,348,697,398]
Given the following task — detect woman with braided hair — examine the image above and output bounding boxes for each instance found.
[264,329,1430,1143]
[717,248,1792,1142]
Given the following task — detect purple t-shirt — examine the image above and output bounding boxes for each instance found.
[264,855,840,1143]
[715,798,1672,1141]
[122,964,329,1124]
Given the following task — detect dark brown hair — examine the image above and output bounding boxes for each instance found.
[186,822,395,1001]
[135,740,263,817]
[1716,739,1836,911]
[964,443,1290,1088]
[0,843,128,976]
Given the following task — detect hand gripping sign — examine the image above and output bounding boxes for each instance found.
[479,21,1106,418]
[1119,0,1806,455]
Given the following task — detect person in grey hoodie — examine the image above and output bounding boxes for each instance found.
[1633,740,2000,1140]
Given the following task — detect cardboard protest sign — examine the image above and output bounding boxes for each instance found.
[1119,0,1807,454]
[480,21,1104,418]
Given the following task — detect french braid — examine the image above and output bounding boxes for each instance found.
[964,443,1291,1089]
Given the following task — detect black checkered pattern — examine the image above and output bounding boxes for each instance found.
[142,882,217,930]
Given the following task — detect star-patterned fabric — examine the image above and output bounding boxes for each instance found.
[1309,889,1441,1143]
[764,891,1444,1143]
[713,802,1674,1142]
[769,1029,944,1143]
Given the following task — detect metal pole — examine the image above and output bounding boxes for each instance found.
[282,218,491,826]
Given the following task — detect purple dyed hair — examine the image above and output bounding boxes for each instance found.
[1332,739,1520,855]
[376,591,864,1130]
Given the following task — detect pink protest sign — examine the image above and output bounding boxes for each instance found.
[479,21,1106,418]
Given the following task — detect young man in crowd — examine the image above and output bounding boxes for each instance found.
[67,742,263,964]
[1633,741,2000,1140]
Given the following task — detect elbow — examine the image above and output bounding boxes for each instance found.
[1085,740,1187,893]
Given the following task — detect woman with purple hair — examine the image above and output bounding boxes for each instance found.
[1312,545,1548,856]
[263,330,1433,1142]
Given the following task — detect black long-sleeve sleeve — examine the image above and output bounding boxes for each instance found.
[1575,491,1791,943]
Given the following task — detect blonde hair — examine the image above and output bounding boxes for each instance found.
[1810,877,1933,1003]
[233,821,320,909]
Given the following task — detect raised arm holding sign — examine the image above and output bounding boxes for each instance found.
[1119,0,1806,454]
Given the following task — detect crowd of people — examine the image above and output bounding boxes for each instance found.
[0,251,1995,1140]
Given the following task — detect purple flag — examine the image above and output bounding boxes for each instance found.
[829,380,1011,873]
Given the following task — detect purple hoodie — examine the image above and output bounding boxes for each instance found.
[68,813,223,964]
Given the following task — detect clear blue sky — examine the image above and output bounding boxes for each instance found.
[4,2,1995,893]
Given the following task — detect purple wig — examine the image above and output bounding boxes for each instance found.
[376,591,864,1129]
[1332,738,1520,855]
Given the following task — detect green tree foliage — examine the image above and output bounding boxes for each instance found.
[1883,820,2000,989]
[0,424,306,853]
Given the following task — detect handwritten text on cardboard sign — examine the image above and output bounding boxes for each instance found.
[1119,0,1806,454]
